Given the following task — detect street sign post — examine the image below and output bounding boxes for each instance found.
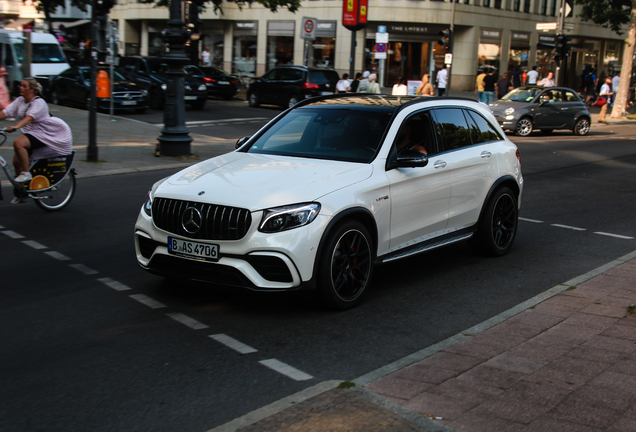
[301,17,316,40]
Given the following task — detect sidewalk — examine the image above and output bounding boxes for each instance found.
[213,251,636,432]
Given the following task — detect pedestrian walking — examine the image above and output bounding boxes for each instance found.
[496,72,512,99]
[475,69,486,103]
[392,76,407,95]
[482,68,497,104]
[336,74,350,93]
[436,65,448,96]
[538,72,555,87]
[527,66,539,85]
[201,47,211,66]
[598,77,614,123]
[512,66,522,88]
[366,74,380,94]
[612,72,620,106]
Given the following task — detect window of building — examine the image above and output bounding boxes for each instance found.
[540,0,547,14]
[494,0,502,8]
[549,0,557,15]
[523,0,531,13]
[513,0,520,11]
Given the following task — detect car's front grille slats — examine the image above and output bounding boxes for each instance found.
[152,198,251,241]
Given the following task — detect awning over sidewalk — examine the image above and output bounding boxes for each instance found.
[4,18,35,30]
[57,19,91,29]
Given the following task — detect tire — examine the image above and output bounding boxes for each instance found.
[469,187,518,256]
[286,95,299,109]
[317,221,373,310]
[515,117,533,136]
[627,101,636,115]
[573,117,590,136]
[540,129,554,135]
[34,170,76,212]
[149,89,163,110]
[190,100,205,110]
[248,92,260,108]
[51,90,62,106]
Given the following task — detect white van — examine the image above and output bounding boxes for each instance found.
[0,30,70,95]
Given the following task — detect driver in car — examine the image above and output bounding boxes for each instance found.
[396,121,428,155]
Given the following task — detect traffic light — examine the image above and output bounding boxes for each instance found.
[555,34,572,59]
[439,29,451,50]
[95,0,114,16]
[188,1,203,34]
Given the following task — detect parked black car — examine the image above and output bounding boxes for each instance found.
[49,66,149,113]
[116,57,207,110]
[185,65,239,100]
[246,65,340,109]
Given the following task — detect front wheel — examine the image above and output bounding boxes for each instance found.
[286,95,299,109]
[34,171,76,212]
[573,117,590,136]
[468,187,518,256]
[317,221,373,310]
[248,92,260,108]
[515,117,533,136]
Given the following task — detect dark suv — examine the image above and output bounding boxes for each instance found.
[116,57,207,110]
[247,65,339,109]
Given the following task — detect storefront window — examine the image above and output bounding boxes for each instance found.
[203,34,224,68]
[385,41,431,87]
[604,40,620,71]
[310,37,335,68]
[233,35,257,77]
[478,43,500,74]
[267,36,293,70]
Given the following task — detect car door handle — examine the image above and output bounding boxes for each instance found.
[434,160,447,169]
[481,151,492,159]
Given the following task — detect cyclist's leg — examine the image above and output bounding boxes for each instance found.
[12,135,30,176]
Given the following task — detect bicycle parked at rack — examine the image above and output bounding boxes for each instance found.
[0,128,76,211]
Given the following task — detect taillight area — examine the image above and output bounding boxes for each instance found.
[516,149,521,163]
[231,79,238,85]
[302,82,319,90]
[204,77,216,83]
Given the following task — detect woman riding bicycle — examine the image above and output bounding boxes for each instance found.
[0,78,72,195]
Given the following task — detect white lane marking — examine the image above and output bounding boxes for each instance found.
[69,263,99,275]
[259,359,313,381]
[551,224,586,231]
[153,117,269,127]
[22,240,47,250]
[209,334,258,355]
[98,277,132,291]
[45,251,71,261]
[2,230,24,239]
[167,313,209,330]
[129,294,167,309]
[519,217,543,223]
[0,225,4,229]
[594,232,635,240]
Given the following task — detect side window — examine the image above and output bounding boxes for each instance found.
[262,69,277,81]
[432,108,472,151]
[467,110,504,142]
[563,90,579,102]
[394,111,437,156]
[279,68,302,81]
[464,110,484,145]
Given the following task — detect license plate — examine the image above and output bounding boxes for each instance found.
[122,101,137,106]
[218,81,230,85]
[184,96,197,100]
[168,237,219,262]
[321,91,333,95]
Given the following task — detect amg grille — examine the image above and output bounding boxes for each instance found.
[152,198,252,240]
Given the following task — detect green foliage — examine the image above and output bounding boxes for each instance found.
[338,381,356,389]
[155,0,301,14]
[574,0,632,34]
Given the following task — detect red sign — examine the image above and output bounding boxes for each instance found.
[343,0,368,31]
[375,43,387,53]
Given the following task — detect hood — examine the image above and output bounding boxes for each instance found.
[112,81,140,92]
[154,152,373,210]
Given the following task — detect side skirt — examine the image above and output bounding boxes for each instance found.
[376,229,474,264]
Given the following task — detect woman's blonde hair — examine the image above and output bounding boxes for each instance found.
[23,77,43,95]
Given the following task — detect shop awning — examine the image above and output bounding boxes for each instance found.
[4,18,35,30]
[54,19,91,30]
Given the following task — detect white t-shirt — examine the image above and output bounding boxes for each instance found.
[201,50,211,64]
[336,79,350,93]
[527,70,539,84]
[436,69,448,88]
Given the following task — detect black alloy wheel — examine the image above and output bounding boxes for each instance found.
[469,187,518,256]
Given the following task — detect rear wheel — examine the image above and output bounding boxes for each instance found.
[317,221,373,310]
[286,95,299,109]
[469,187,518,256]
[34,171,76,212]
[248,92,260,108]
[515,117,533,136]
[573,117,590,136]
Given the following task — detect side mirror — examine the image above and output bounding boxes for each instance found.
[235,136,250,149]
[388,150,429,169]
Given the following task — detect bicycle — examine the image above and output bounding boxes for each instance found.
[0,128,76,211]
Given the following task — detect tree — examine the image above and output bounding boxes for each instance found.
[575,0,636,118]
[33,0,90,35]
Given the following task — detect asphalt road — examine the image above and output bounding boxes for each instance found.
[1,115,636,431]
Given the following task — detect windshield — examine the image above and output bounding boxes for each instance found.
[146,59,169,74]
[501,87,542,102]
[32,44,67,63]
[200,66,231,77]
[247,107,392,163]
[13,41,24,62]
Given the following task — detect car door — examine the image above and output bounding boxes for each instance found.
[386,111,453,251]
[533,89,568,128]
[560,89,586,128]
[55,68,80,105]
[431,108,501,231]
[257,68,279,104]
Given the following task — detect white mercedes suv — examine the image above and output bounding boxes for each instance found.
[134,95,523,309]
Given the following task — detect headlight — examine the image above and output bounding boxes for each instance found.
[198,84,206,91]
[505,115,515,120]
[259,203,321,233]
[161,84,167,91]
[142,177,169,217]
[505,107,515,115]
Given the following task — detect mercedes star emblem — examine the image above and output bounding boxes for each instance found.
[181,207,202,234]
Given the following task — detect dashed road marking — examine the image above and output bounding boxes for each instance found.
[519,217,543,223]
[69,263,99,275]
[45,251,71,261]
[595,232,635,240]
[167,313,209,330]
[2,230,24,239]
[259,359,313,381]
[98,277,132,291]
[551,224,586,231]
[22,240,47,250]
[129,294,167,309]
[209,334,258,355]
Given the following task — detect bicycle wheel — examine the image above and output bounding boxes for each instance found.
[627,101,636,115]
[34,171,76,212]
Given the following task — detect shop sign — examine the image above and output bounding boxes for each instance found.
[388,24,429,34]
[343,0,368,31]
[480,28,502,44]
[316,21,337,38]
[512,32,529,41]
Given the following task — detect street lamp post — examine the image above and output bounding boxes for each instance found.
[156,0,192,156]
